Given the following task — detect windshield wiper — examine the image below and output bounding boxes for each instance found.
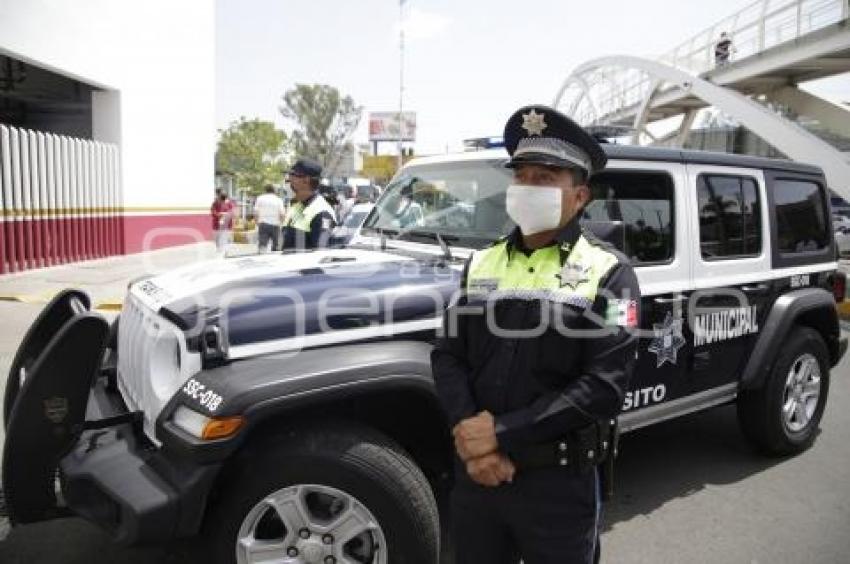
[358,226,398,251]
[378,227,391,251]
[399,230,458,260]
[436,232,453,261]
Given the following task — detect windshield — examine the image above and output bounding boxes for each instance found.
[361,159,513,249]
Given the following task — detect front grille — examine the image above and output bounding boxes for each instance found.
[117,294,201,444]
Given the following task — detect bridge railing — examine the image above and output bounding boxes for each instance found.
[565,0,848,125]
[662,0,847,74]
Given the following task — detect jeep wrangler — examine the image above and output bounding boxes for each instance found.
[3,144,846,563]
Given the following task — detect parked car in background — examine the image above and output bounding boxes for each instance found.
[833,213,850,232]
[831,214,850,257]
[835,229,850,257]
[329,202,375,246]
[356,184,381,202]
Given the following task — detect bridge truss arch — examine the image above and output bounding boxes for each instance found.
[553,55,850,198]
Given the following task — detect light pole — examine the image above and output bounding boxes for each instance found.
[398,0,406,171]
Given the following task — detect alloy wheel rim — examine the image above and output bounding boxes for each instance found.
[781,353,821,434]
[236,483,388,564]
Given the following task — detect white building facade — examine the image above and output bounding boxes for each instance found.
[0,0,215,271]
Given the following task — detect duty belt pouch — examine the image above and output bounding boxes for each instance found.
[600,419,620,501]
[570,424,600,474]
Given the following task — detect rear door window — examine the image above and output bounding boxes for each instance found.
[697,174,762,259]
[774,179,829,253]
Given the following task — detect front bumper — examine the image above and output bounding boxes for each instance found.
[2,289,222,545]
[59,377,221,545]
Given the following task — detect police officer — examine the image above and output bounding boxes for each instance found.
[281,158,336,250]
[431,105,640,564]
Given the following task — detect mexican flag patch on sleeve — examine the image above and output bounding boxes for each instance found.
[605,299,638,327]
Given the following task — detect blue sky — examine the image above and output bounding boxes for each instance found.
[216,0,849,155]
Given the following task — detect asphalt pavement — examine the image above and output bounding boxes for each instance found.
[0,250,849,563]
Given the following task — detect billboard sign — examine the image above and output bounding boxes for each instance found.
[369,112,416,142]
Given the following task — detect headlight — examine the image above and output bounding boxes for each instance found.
[172,405,244,440]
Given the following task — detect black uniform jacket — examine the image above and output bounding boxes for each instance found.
[281,192,336,250]
[431,218,641,454]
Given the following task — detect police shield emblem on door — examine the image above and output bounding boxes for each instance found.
[647,312,686,367]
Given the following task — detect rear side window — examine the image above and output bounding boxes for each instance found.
[585,171,675,265]
[697,175,761,259]
[774,179,829,253]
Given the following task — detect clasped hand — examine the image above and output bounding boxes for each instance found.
[453,411,515,487]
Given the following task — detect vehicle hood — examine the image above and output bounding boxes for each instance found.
[128,247,461,357]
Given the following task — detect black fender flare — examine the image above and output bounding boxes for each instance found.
[740,287,841,390]
[156,340,447,463]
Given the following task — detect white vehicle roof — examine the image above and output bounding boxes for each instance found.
[347,177,373,188]
[398,145,821,176]
[400,148,508,170]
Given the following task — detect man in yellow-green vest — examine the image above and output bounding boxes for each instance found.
[281,158,336,250]
[432,105,641,564]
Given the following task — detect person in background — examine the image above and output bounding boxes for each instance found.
[715,31,735,67]
[321,184,341,223]
[281,158,337,250]
[211,189,235,254]
[338,185,356,224]
[254,184,286,253]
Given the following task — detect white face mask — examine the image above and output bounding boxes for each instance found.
[505,185,563,235]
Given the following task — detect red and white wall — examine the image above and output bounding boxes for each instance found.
[0,126,122,272]
[0,0,215,272]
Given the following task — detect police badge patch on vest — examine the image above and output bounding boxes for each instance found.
[557,262,590,289]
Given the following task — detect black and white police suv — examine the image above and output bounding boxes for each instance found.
[3,144,846,563]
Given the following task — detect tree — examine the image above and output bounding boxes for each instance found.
[216,117,288,195]
[279,84,363,177]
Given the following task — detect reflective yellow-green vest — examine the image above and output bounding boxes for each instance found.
[284,194,336,232]
[466,234,620,306]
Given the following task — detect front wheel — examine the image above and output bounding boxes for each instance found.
[202,424,440,564]
[737,326,830,456]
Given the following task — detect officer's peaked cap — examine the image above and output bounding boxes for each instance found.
[503,105,607,175]
[289,158,323,178]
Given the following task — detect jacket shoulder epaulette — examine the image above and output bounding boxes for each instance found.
[580,226,632,268]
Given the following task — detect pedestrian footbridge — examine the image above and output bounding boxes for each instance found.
[554,0,850,198]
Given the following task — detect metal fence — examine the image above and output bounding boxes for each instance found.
[0,124,122,274]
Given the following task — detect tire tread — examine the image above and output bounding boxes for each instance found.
[737,325,830,456]
[202,422,439,564]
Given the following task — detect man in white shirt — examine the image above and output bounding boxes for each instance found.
[337,185,356,223]
[254,184,286,252]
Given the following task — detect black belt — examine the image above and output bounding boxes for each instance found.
[510,438,574,471]
[510,419,616,473]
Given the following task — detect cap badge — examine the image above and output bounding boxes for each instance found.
[521,109,547,136]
